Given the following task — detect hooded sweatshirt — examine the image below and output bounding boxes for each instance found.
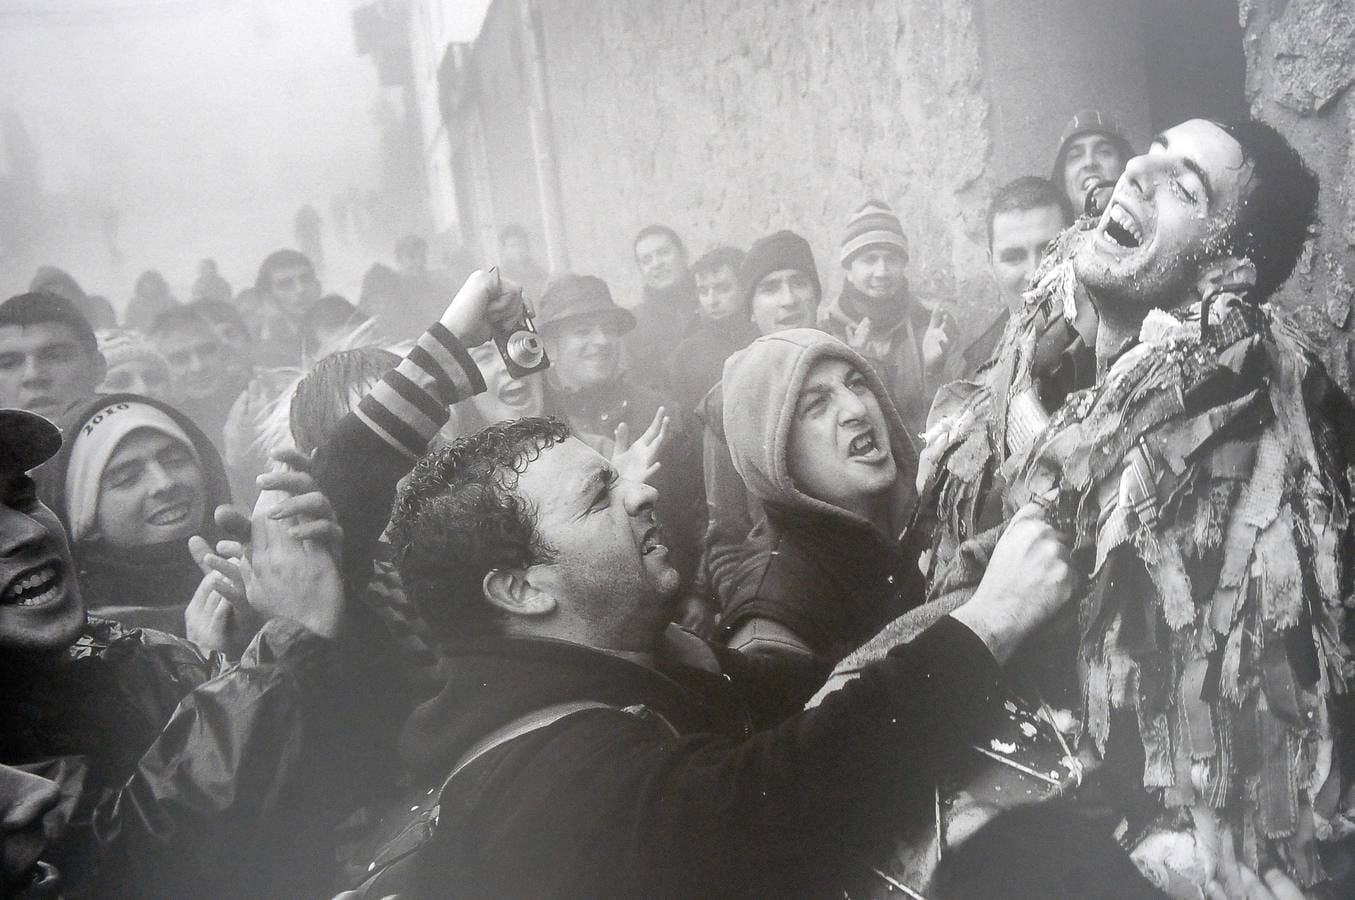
[38,393,233,636]
[719,329,925,660]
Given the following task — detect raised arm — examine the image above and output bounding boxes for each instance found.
[314,270,524,583]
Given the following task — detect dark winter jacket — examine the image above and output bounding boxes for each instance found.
[1,616,371,898]
[314,321,1001,898]
[391,617,998,898]
[718,330,922,661]
[695,380,760,611]
[958,306,1009,380]
[721,505,926,660]
[625,277,700,394]
[664,314,759,414]
[37,393,234,637]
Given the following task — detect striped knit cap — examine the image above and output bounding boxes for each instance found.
[839,200,909,267]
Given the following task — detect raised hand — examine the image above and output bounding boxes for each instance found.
[184,577,236,656]
[186,505,257,655]
[438,269,527,348]
[612,407,671,484]
[239,454,346,640]
[922,306,957,373]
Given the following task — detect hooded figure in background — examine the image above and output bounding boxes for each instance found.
[719,329,923,661]
[37,393,232,636]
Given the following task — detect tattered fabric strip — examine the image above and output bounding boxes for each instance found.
[1209,430,1288,635]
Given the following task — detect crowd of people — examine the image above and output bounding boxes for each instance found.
[2,106,1353,900]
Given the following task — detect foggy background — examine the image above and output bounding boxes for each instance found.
[1,0,1352,395]
[0,0,489,308]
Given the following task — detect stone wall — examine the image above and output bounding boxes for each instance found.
[1239,0,1355,390]
[521,0,1157,334]
[978,0,1151,185]
[452,0,1355,390]
[538,0,993,320]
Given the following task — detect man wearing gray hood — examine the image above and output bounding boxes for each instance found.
[719,328,923,660]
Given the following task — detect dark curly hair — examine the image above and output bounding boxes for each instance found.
[1219,119,1319,303]
[388,417,570,640]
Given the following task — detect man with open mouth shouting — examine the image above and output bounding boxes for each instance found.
[716,329,925,661]
[906,117,1355,895]
[0,404,384,897]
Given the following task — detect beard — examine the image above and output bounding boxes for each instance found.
[1073,239,1204,318]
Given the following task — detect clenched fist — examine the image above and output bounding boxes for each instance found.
[439,269,527,348]
[951,500,1076,663]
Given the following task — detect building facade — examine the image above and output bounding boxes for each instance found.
[390,0,1355,387]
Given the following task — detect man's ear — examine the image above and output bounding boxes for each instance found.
[1196,255,1256,299]
[482,568,556,618]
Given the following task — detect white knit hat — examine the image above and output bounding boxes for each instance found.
[64,400,201,541]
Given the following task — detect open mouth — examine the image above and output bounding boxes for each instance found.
[2,564,61,608]
[147,500,193,527]
[498,379,532,407]
[847,428,884,460]
[640,524,667,556]
[1102,203,1144,249]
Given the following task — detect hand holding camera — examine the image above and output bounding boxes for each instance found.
[439,269,550,376]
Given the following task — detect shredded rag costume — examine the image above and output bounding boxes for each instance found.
[925,238,1355,886]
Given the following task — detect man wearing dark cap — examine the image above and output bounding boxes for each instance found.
[1051,108,1135,221]
[0,405,378,896]
[626,224,699,394]
[538,273,706,628]
[697,229,827,615]
[0,292,106,423]
[819,200,957,438]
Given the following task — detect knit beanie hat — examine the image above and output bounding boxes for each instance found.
[740,230,821,306]
[839,200,910,267]
[721,328,917,523]
[97,329,170,379]
[1057,108,1129,152]
[64,400,201,541]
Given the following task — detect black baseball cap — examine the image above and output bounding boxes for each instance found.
[0,409,62,474]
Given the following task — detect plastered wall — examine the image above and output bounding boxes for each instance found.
[537,0,994,319]
[455,0,1355,390]
[1240,0,1355,390]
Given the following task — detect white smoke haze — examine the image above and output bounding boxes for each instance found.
[0,0,400,307]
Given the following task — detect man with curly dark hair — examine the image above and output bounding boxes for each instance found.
[323,268,1076,896]
[390,418,570,639]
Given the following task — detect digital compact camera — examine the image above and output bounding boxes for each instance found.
[493,312,550,378]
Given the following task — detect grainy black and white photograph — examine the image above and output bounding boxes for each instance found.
[2,1,1354,897]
